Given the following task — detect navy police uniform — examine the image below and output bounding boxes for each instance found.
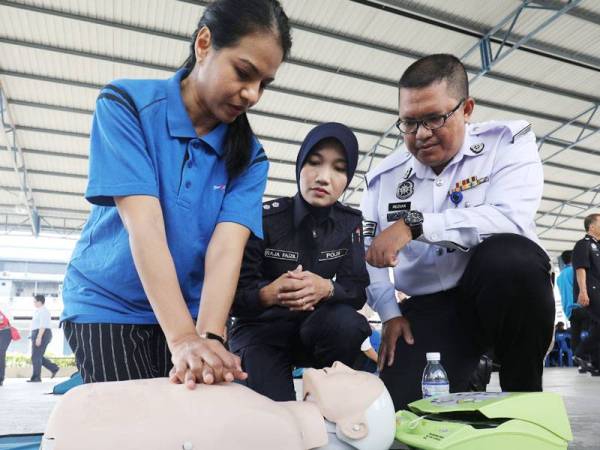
[572,234,600,366]
[229,194,371,401]
[361,120,556,409]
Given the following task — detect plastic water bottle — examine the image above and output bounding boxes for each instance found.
[421,352,449,399]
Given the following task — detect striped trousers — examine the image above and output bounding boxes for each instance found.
[63,321,172,383]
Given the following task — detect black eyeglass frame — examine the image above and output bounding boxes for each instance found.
[395,98,466,135]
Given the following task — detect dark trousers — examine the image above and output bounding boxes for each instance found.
[63,321,171,383]
[570,307,589,356]
[380,234,555,410]
[0,328,11,383]
[230,302,371,401]
[31,329,59,380]
[575,300,600,367]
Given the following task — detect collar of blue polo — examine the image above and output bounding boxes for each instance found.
[167,68,228,156]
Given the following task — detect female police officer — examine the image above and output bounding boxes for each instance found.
[229,123,371,401]
[60,0,292,388]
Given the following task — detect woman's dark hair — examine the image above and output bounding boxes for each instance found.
[182,0,292,178]
[34,294,46,304]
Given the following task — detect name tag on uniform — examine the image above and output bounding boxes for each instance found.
[318,249,348,261]
[264,248,299,262]
[388,202,411,212]
[387,211,407,222]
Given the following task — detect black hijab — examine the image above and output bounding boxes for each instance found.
[295,122,359,223]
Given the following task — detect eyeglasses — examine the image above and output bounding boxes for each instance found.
[395,98,465,135]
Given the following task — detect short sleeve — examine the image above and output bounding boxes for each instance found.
[217,147,269,239]
[85,85,159,206]
[572,240,590,270]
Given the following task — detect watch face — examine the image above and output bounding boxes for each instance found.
[405,210,423,226]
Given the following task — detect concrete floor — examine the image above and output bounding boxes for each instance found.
[0,367,598,449]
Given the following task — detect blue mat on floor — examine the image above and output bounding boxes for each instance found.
[0,434,42,450]
[52,372,82,395]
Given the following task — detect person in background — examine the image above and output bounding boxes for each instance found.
[0,308,14,386]
[572,213,600,375]
[59,0,292,388]
[29,295,59,382]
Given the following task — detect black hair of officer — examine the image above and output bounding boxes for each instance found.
[295,122,359,190]
[561,250,572,266]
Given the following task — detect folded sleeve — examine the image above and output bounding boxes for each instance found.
[420,129,543,249]
[360,176,401,322]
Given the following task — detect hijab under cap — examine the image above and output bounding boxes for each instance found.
[295,122,359,190]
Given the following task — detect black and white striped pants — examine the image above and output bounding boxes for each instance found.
[63,321,172,383]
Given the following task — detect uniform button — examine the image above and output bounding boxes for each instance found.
[436,248,444,256]
[185,181,191,189]
[431,234,439,241]
[191,140,200,149]
[435,179,443,187]
[465,201,471,208]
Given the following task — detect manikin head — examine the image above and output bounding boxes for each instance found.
[303,362,396,450]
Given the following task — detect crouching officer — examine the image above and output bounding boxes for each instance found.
[361,54,555,410]
[229,123,371,401]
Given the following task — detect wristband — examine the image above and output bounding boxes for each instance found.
[199,331,225,345]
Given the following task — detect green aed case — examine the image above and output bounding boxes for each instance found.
[394,392,572,450]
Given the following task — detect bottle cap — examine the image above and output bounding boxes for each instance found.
[426,352,441,361]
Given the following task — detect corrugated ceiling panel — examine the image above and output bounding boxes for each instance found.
[15,129,89,156]
[1,74,99,110]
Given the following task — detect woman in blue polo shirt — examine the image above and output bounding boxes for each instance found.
[61,0,292,388]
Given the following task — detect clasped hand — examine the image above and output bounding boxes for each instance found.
[262,265,331,311]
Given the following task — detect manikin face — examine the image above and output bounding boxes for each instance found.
[299,142,348,208]
[399,80,474,174]
[186,28,283,124]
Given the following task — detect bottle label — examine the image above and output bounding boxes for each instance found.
[422,382,449,398]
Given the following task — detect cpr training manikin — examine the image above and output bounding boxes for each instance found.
[41,361,396,450]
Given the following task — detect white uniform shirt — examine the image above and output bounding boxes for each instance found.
[361,121,544,322]
[31,305,52,331]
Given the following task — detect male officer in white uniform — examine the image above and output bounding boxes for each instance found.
[361,54,555,410]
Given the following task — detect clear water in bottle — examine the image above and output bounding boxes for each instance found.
[421,352,449,399]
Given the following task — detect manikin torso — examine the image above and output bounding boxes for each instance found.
[42,362,395,450]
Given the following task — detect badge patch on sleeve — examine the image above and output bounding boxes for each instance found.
[264,248,299,261]
[396,180,414,199]
[362,220,377,238]
[318,249,348,261]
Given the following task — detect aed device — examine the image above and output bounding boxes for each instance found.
[395,392,572,450]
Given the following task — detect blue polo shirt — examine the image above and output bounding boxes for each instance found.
[62,69,269,324]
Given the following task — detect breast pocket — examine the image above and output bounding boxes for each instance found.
[461,184,488,208]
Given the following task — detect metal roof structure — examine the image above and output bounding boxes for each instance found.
[1,0,599,257]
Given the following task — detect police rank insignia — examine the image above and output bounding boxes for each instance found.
[470,143,485,154]
[362,220,377,238]
[396,180,414,200]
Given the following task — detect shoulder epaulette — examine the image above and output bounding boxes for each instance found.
[262,197,292,216]
[469,120,532,143]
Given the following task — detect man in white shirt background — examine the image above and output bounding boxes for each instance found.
[29,294,59,382]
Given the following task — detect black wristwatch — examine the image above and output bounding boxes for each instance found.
[403,210,424,240]
[199,331,226,345]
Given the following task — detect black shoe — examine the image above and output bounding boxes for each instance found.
[50,368,59,379]
[591,370,600,377]
[26,378,41,383]
[578,367,589,373]
[574,356,595,372]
